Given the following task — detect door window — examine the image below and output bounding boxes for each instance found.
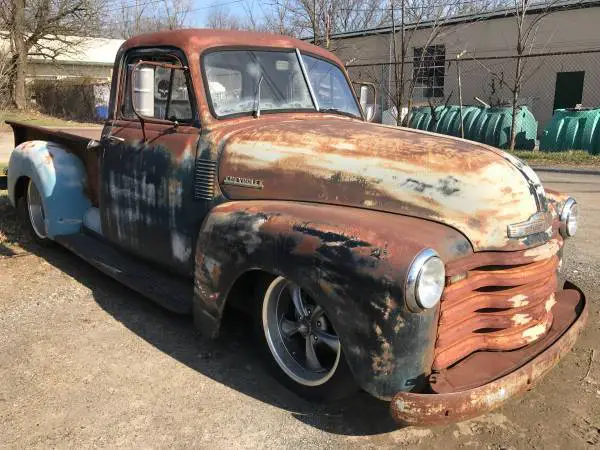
[122,54,194,122]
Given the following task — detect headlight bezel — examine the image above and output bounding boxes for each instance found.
[405,248,445,312]
[559,197,578,238]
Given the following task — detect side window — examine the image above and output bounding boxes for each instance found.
[121,54,194,122]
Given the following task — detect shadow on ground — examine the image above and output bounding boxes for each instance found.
[0,196,398,436]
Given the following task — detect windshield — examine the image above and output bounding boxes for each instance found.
[203,49,361,118]
[300,54,361,117]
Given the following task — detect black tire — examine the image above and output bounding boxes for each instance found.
[16,179,53,247]
[253,274,358,402]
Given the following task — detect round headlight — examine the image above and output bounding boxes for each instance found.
[406,249,445,311]
[560,198,578,238]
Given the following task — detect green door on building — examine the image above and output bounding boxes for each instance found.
[553,71,585,111]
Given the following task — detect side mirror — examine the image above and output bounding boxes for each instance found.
[131,63,156,118]
[129,60,188,141]
[352,81,377,122]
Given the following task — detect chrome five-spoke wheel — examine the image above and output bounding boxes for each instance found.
[27,179,47,239]
[262,276,342,387]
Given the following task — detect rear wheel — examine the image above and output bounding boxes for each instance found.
[255,275,358,401]
[17,178,52,246]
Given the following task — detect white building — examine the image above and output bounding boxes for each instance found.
[0,33,124,81]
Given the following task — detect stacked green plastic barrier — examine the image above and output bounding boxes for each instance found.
[408,105,537,150]
[540,108,600,154]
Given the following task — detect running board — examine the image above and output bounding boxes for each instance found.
[55,233,193,314]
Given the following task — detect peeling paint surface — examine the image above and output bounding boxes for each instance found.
[392,285,587,425]
[435,239,562,371]
[101,121,202,275]
[193,200,471,399]
[215,116,545,251]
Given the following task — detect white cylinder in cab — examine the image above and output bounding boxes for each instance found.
[133,66,155,117]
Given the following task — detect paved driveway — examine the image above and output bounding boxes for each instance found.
[0,171,598,448]
[0,132,13,165]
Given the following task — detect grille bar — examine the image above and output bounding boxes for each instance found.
[433,239,562,371]
[439,274,556,325]
[445,237,563,277]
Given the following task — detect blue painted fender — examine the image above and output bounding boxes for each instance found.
[8,140,91,238]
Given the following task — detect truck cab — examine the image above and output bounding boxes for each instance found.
[6,29,587,425]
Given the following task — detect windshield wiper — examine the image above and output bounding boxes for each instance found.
[254,74,264,119]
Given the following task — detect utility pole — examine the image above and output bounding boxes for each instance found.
[313,0,318,46]
[456,50,466,139]
[391,0,405,126]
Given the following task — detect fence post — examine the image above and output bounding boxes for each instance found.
[456,51,465,139]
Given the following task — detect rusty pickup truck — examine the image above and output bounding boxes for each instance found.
[5,29,586,425]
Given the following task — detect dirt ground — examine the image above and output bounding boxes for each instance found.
[0,170,599,449]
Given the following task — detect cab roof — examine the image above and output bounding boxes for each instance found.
[120,29,344,67]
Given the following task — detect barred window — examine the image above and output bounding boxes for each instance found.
[413,45,446,98]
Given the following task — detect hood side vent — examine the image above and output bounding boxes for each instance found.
[194,158,217,200]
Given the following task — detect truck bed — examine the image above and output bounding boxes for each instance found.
[3,120,104,203]
[6,120,102,151]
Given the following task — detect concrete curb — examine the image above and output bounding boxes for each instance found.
[531,166,600,176]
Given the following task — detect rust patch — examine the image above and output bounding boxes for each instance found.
[435,245,561,370]
[215,116,542,252]
[391,285,587,426]
[372,324,395,376]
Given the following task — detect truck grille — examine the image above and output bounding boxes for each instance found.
[433,238,563,371]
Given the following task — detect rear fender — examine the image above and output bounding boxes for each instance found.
[8,140,91,238]
[194,200,471,399]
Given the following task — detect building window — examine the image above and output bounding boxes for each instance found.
[413,45,445,98]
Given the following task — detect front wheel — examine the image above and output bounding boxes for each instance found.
[254,275,358,401]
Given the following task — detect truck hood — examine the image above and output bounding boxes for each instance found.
[217,116,548,251]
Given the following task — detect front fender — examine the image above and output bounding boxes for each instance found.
[8,140,91,238]
[194,200,471,399]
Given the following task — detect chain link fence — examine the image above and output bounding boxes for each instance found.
[346,49,600,133]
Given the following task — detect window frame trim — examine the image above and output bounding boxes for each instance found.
[117,46,200,127]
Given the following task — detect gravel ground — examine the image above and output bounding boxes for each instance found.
[0,171,599,449]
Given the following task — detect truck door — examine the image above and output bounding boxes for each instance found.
[101,48,202,276]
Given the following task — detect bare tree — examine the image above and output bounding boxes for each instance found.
[205,6,243,30]
[205,4,274,31]
[507,0,560,150]
[264,0,301,35]
[357,0,512,127]
[383,0,448,126]
[0,49,14,110]
[115,0,192,39]
[265,0,388,49]
[161,0,191,30]
[0,0,103,110]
